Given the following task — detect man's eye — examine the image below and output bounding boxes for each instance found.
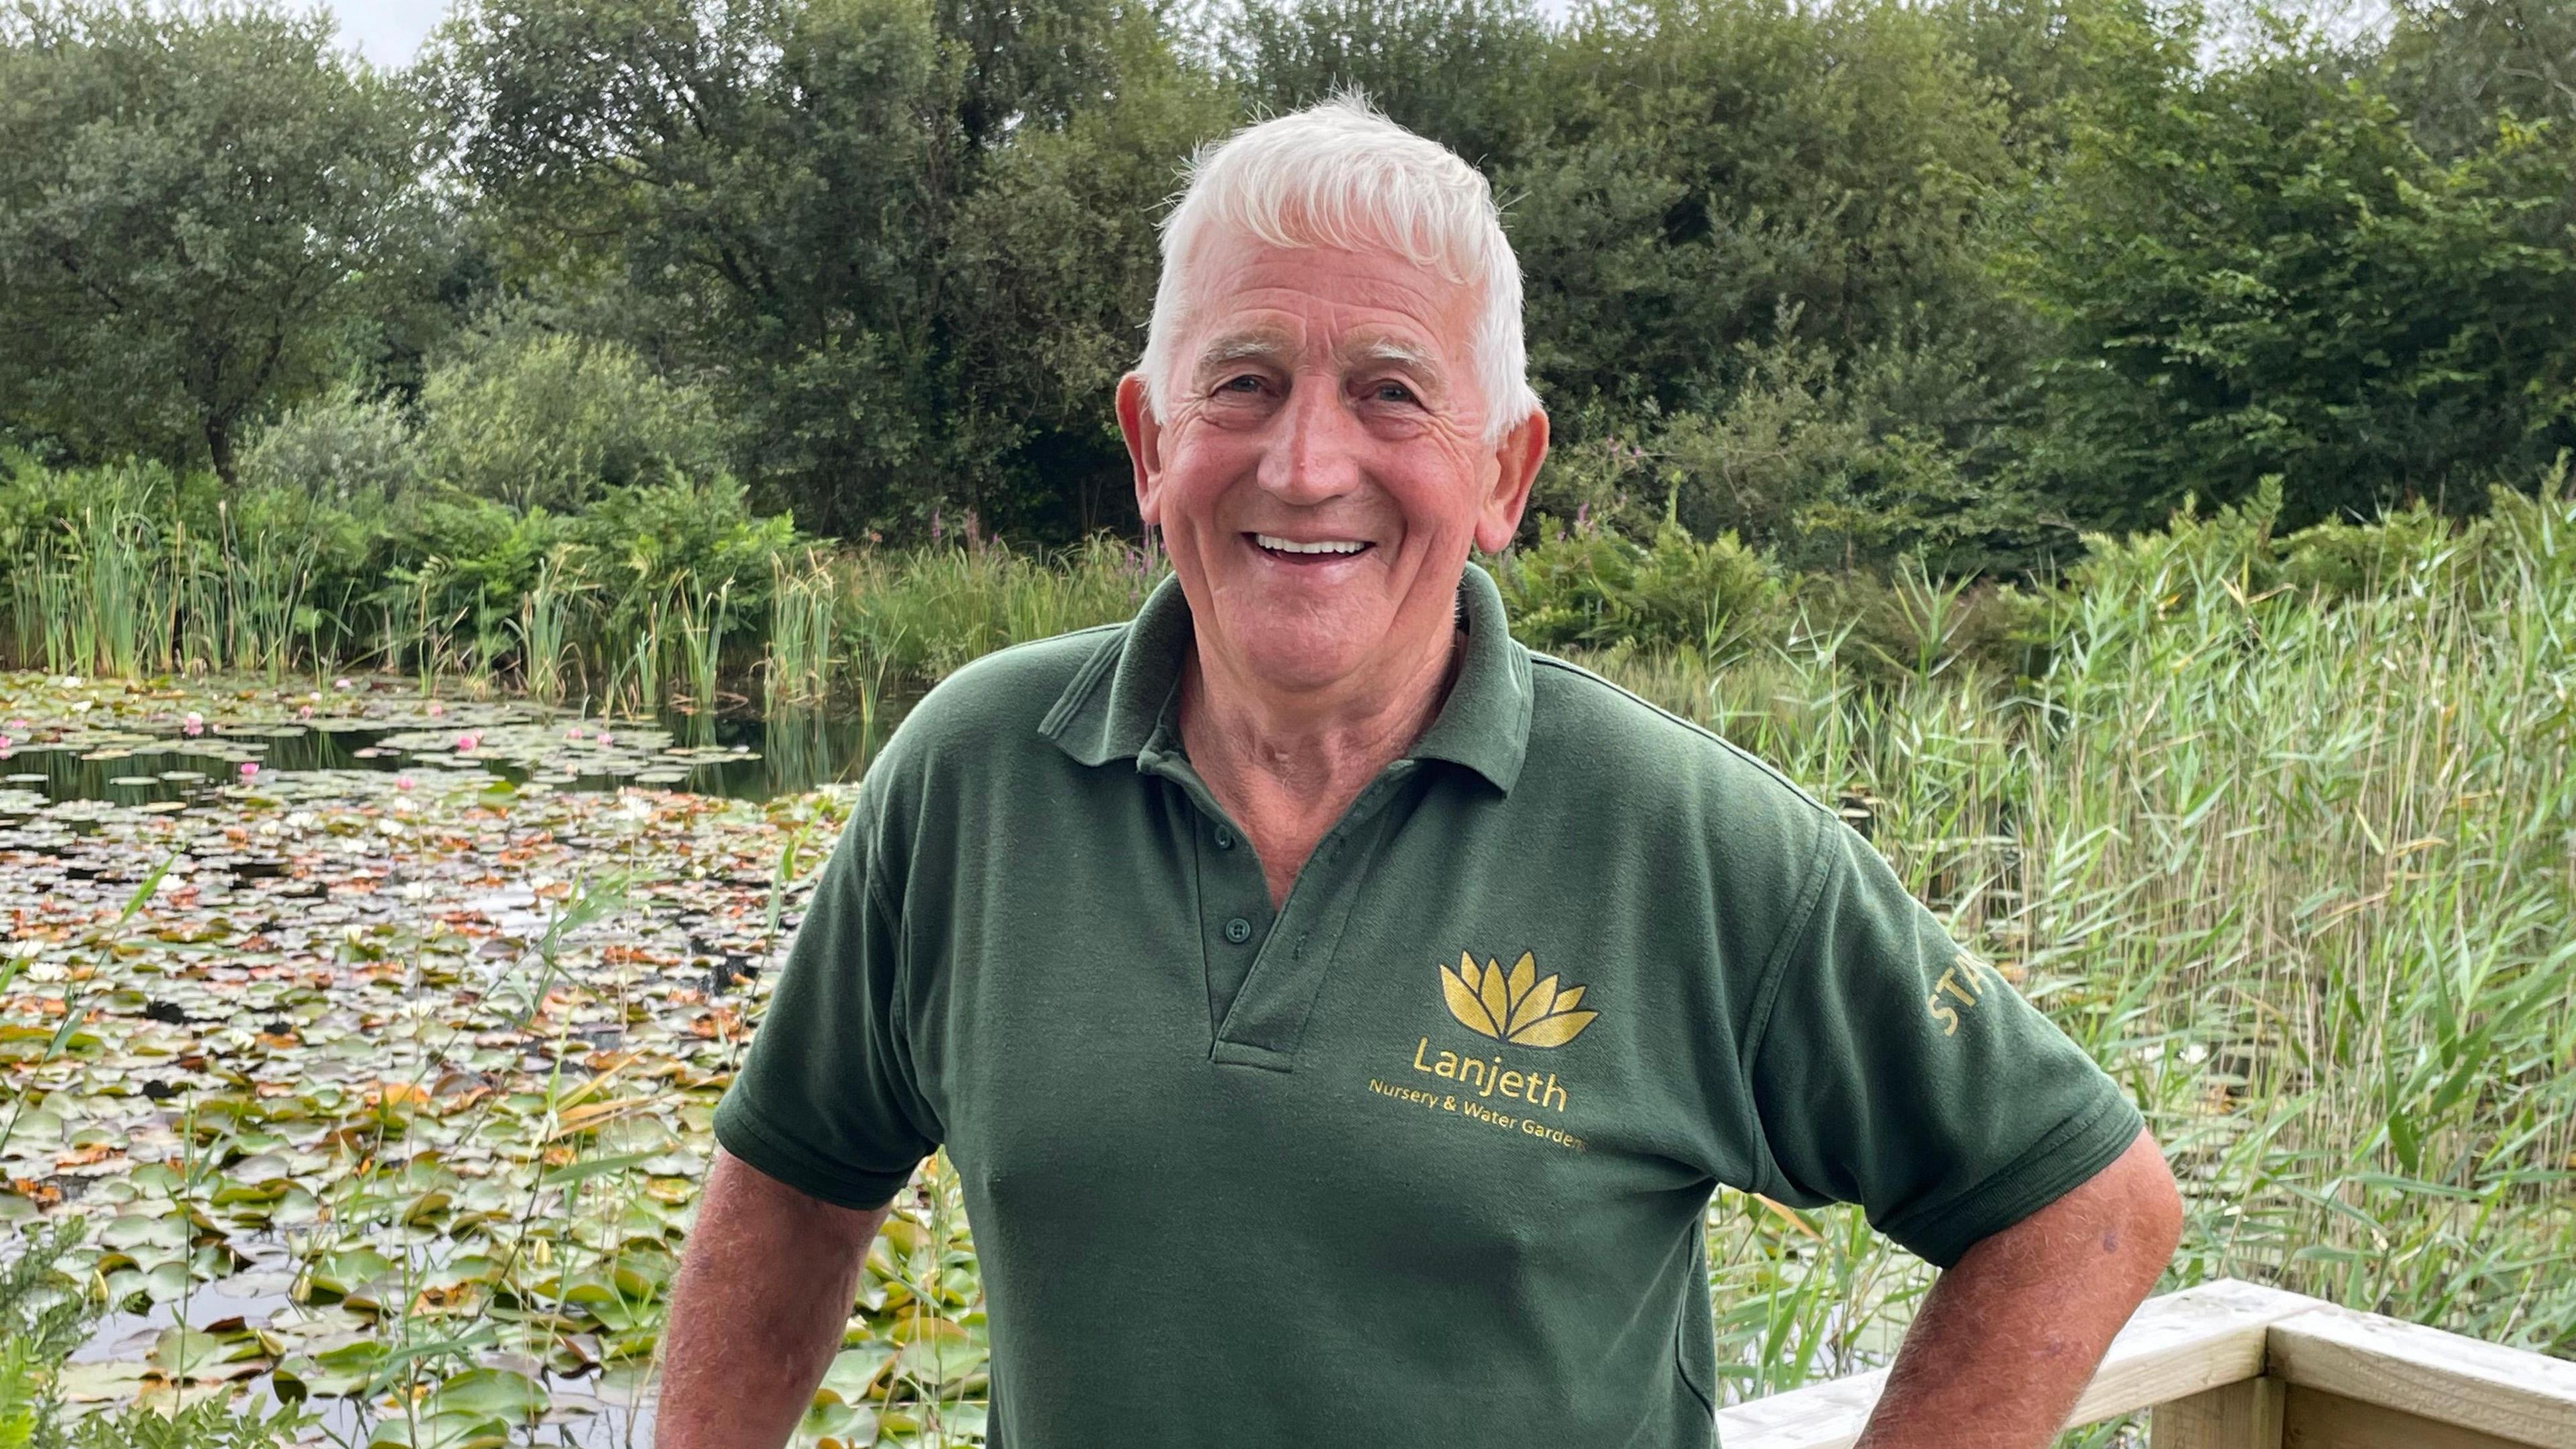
[1218,374,1265,394]
[1371,380,1417,404]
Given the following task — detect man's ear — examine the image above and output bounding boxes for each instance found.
[1474,407,1550,555]
[1116,373,1165,527]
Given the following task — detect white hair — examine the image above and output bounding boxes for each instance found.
[1137,93,1541,444]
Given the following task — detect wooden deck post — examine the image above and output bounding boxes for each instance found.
[2151,1377,2285,1449]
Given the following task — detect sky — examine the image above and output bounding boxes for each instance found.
[320,0,450,67]
[315,0,1597,66]
[319,0,2387,72]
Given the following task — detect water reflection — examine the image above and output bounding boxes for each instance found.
[2,724,404,808]
[4,696,914,811]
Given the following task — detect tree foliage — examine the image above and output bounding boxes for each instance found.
[3,0,2574,566]
[0,0,435,484]
[2009,19,2576,528]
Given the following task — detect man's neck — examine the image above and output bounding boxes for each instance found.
[1176,622,1465,906]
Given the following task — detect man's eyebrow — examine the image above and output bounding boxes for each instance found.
[1191,328,1449,392]
[1195,330,1297,371]
[1341,335,1448,394]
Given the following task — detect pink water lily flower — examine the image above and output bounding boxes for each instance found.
[395,775,415,791]
[239,761,259,781]
[182,711,205,737]
[335,678,353,690]
[595,731,613,747]
[425,700,445,717]
[454,732,480,753]
[298,704,313,719]
[566,726,586,741]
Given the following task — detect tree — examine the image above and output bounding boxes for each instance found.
[945,9,1239,535]
[1218,0,1551,172]
[2384,0,2576,156]
[2007,25,2576,529]
[433,0,1147,538]
[0,1,436,484]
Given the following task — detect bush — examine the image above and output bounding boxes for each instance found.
[562,471,801,626]
[238,381,424,503]
[1791,565,2055,686]
[1493,512,1786,655]
[2278,501,2467,599]
[416,326,735,513]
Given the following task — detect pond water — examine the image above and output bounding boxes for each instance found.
[0,674,977,1448]
[3,699,906,812]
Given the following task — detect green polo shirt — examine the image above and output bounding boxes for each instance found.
[714,564,2143,1447]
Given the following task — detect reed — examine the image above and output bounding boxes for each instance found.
[764,550,839,710]
[672,574,735,738]
[222,517,319,681]
[835,535,1163,686]
[1578,478,2576,1367]
[511,551,586,704]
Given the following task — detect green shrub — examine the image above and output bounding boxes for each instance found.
[237,382,423,503]
[2278,501,2468,599]
[1494,512,1786,656]
[416,327,735,513]
[565,472,800,612]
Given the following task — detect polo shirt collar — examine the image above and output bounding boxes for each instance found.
[1040,562,1532,794]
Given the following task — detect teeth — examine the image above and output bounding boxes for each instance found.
[1255,534,1367,555]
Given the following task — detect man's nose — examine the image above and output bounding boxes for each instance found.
[1256,376,1364,504]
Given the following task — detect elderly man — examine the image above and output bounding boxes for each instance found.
[659,98,2181,1448]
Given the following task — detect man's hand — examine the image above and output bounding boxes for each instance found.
[658,1147,890,1449]
[1856,1131,2183,1448]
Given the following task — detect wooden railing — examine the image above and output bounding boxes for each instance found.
[1715,1279,2576,1449]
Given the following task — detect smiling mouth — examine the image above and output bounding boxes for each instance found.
[1249,532,1373,561]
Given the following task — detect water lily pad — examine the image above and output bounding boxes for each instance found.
[425,1366,549,1422]
[53,1360,150,1403]
[1,669,908,1444]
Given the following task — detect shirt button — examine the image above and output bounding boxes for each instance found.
[1214,826,1236,850]
[1224,917,1252,944]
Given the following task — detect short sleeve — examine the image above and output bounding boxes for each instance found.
[1743,817,2143,1268]
[714,802,938,1211]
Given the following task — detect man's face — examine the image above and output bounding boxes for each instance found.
[1117,235,1548,698]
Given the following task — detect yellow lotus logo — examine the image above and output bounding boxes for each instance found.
[1441,951,1597,1047]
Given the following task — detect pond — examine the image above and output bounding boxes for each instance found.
[0,672,991,1449]
[4,692,901,812]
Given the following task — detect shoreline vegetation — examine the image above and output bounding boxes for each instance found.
[0,460,2569,1446]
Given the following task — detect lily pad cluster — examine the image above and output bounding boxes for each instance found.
[0,672,986,1448]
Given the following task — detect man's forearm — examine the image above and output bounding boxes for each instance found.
[659,1147,890,1449]
[1856,1131,2183,1449]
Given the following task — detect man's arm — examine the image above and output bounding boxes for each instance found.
[1856,1131,2184,1449]
[658,1146,892,1449]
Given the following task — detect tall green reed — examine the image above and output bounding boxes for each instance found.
[764,551,839,710]
[510,551,588,704]
[1576,476,2576,1375]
